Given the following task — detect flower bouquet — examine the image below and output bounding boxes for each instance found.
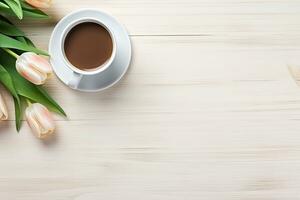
[0,0,66,138]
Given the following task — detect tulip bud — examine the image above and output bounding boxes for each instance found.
[0,93,8,121]
[16,52,52,85]
[25,0,51,8]
[25,103,55,139]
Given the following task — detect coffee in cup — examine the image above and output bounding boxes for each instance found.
[64,22,113,71]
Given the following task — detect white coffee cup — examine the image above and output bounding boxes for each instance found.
[49,9,131,92]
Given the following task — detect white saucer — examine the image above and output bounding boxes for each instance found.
[49,9,131,92]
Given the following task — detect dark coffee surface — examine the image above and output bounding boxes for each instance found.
[64,22,113,70]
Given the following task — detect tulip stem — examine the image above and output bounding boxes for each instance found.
[26,98,32,106]
[3,48,19,59]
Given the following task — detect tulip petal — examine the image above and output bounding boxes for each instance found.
[32,103,55,134]
[16,57,47,85]
[25,0,51,8]
[23,52,52,75]
[26,106,42,137]
[0,94,8,121]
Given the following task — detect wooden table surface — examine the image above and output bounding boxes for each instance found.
[1,0,300,199]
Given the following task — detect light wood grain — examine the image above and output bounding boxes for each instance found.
[1,0,300,199]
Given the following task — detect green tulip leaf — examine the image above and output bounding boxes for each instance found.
[0,63,19,102]
[12,37,36,57]
[20,1,49,18]
[23,37,35,47]
[22,9,49,19]
[13,95,24,131]
[2,0,23,19]
[17,80,67,116]
[0,33,48,55]
[0,19,24,36]
[16,36,36,47]
[0,16,34,48]
[0,13,13,24]
[15,36,26,43]
[0,49,66,117]
[0,1,48,19]
[0,2,9,9]
[36,86,66,116]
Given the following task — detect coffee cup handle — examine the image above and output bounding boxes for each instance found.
[68,72,83,89]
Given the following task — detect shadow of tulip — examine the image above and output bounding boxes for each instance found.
[41,134,58,147]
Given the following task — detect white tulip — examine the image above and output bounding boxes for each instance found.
[16,52,52,85]
[25,103,55,139]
